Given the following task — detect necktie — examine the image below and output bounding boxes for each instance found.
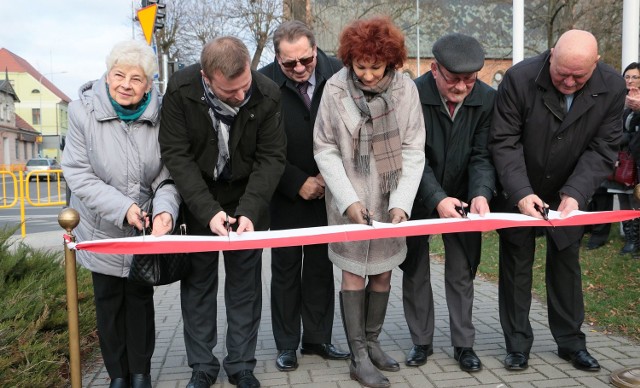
[446,101,456,117]
[297,81,311,109]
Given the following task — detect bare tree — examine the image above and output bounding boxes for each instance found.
[226,0,283,69]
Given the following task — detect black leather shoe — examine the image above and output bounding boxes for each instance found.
[558,349,601,371]
[228,369,260,388]
[405,344,433,367]
[454,347,482,372]
[186,370,215,388]
[275,349,298,371]
[109,377,129,388]
[300,343,350,360]
[130,374,151,388]
[504,352,529,371]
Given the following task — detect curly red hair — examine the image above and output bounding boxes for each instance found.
[337,16,407,69]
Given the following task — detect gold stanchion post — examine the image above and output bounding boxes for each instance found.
[59,208,81,388]
[609,185,640,388]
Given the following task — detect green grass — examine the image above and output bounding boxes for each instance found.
[429,226,640,343]
[0,225,98,387]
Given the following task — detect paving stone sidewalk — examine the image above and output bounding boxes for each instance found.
[81,249,640,388]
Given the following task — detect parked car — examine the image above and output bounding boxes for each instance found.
[25,158,62,181]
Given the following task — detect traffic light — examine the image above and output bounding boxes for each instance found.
[148,0,166,31]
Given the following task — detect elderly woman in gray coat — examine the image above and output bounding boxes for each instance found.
[313,17,425,388]
[62,40,180,388]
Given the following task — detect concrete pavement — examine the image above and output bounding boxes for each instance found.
[21,231,640,387]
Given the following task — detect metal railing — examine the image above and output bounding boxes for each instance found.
[0,169,66,237]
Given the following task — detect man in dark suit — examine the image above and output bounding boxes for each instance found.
[160,37,286,388]
[401,33,496,372]
[489,29,625,372]
[258,20,348,372]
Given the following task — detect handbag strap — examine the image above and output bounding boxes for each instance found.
[144,179,175,213]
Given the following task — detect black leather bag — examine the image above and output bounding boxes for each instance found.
[128,180,191,286]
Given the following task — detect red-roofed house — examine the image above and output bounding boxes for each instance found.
[0,74,41,170]
[0,48,70,161]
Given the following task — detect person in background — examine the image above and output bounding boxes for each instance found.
[400,33,496,372]
[62,40,180,388]
[258,20,348,372]
[159,36,286,388]
[611,62,640,255]
[489,29,625,372]
[313,16,425,388]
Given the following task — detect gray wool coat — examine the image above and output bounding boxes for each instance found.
[314,68,426,276]
[62,75,180,277]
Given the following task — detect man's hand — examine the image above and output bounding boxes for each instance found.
[469,196,490,216]
[558,193,579,218]
[389,208,407,224]
[436,197,468,218]
[209,211,236,236]
[517,194,548,219]
[151,212,173,236]
[298,175,325,200]
[235,216,254,235]
[126,203,147,231]
[346,202,372,224]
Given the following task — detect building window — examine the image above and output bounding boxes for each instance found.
[31,142,36,158]
[15,139,19,159]
[32,108,41,125]
[23,142,27,158]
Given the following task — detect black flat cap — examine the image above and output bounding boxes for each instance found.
[432,33,485,73]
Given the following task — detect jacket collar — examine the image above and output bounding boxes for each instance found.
[84,74,160,125]
[534,50,606,126]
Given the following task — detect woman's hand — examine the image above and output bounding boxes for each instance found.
[346,202,372,224]
[389,208,407,224]
[126,203,147,231]
[151,212,173,236]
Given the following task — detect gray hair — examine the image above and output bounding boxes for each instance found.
[105,40,158,83]
[200,36,250,79]
[273,20,316,55]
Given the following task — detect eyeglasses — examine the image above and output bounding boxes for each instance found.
[436,63,477,86]
[280,55,315,69]
[624,75,640,80]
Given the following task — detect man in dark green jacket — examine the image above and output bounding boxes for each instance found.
[400,33,496,372]
[159,36,286,388]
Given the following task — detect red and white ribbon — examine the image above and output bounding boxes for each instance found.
[66,210,640,255]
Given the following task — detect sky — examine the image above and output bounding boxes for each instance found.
[1,0,143,99]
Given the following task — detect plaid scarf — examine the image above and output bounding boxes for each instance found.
[347,69,402,193]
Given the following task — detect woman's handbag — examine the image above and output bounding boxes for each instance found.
[128,180,191,286]
[609,151,637,187]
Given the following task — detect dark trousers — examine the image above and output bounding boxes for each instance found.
[271,243,335,349]
[498,227,586,354]
[400,232,478,347]
[586,186,613,243]
[92,272,155,379]
[181,249,262,378]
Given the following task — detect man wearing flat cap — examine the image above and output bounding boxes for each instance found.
[400,32,496,372]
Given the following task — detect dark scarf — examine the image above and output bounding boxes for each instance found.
[347,69,402,193]
[108,85,150,123]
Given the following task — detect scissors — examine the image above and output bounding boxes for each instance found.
[224,213,232,235]
[534,203,549,221]
[362,208,372,226]
[455,200,468,218]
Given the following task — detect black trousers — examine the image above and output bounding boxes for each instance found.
[586,186,613,243]
[92,272,155,379]
[181,249,262,379]
[497,227,586,354]
[271,243,335,349]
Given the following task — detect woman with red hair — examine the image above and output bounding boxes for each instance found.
[313,16,426,388]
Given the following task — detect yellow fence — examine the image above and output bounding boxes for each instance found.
[0,170,66,237]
